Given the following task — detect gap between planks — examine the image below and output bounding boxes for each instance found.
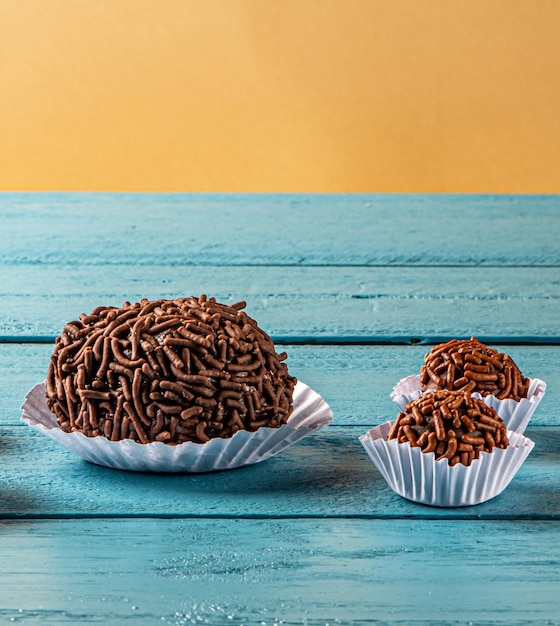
[3,336,560,345]
[3,511,560,521]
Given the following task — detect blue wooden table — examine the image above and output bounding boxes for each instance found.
[1,193,559,625]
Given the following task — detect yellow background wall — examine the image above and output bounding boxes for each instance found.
[1,0,559,192]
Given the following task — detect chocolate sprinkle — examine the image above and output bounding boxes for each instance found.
[420,337,529,401]
[388,389,509,466]
[46,295,297,444]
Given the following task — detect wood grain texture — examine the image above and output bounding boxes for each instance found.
[1,193,559,266]
[1,425,558,520]
[0,193,559,625]
[2,265,560,341]
[2,344,556,427]
[0,518,559,625]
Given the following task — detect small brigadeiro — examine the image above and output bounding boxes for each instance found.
[362,339,541,506]
[359,387,535,507]
[387,390,508,466]
[46,295,297,445]
[391,337,547,434]
[420,337,528,401]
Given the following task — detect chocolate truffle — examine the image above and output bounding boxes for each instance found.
[46,296,297,444]
[420,337,529,401]
[387,390,509,466]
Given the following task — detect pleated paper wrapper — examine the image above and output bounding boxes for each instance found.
[359,421,534,507]
[390,374,546,434]
[21,381,332,473]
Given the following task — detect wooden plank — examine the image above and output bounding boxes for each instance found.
[1,424,558,520]
[2,265,560,341]
[0,518,559,624]
[2,344,556,427]
[1,193,559,266]
[2,192,556,625]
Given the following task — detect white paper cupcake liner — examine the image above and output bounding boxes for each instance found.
[21,381,333,473]
[390,374,546,434]
[359,421,534,507]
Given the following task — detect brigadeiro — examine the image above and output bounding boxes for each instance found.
[387,389,508,467]
[45,295,297,445]
[359,388,535,507]
[420,337,528,400]
[390,338,547,434]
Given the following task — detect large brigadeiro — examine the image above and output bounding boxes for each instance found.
[46,296,297,444]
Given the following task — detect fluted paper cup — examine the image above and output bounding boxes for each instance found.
[390,374,546,434]
[21,381,332,473]
[359,421,534,507]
